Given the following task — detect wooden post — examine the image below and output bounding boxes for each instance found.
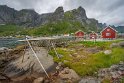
[51,42,60,59]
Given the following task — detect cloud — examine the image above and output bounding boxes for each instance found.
[0,0,124,26]
[0,0,64,13]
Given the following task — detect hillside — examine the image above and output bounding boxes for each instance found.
[0,5,124,36]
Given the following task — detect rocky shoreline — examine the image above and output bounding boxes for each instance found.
[0,41,124,83]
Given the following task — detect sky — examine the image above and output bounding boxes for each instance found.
[0,0,124,26]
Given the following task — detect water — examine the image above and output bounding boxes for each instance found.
[0,38,24,48]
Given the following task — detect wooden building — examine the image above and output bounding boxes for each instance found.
[89,32,97,39]
[75,30,84,38]
[101,26,117,39]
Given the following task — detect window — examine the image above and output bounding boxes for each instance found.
[107,29,110,31]
[106,33,111,36]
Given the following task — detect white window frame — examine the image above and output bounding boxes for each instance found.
[106,33,111,36]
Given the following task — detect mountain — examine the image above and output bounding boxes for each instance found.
[115,26,124,33]
[0,5,40,27]
[110,25,124,33]
[0,5,123,36]
[0,5,18,24]
[0,5,99,30]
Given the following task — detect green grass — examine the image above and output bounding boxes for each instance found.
[49,41,124,76]
[28,21,86,36]
[70,40,124,49]
[64,11,74,19]
[0,20,87,37]
[70,41,109,48]
[0,24,29,36]
[102,78,110,83]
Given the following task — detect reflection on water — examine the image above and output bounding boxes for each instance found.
[0,38,24,48]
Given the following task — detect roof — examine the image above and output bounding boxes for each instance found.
[100,26,118,33]
[75,30,84,34]
[89,32,98,36]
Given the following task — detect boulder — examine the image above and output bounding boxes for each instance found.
[110,72,120,79]
[63,60,69,63]
[98,68,110,78]
[0,47,9,53]
[4,47,54,77]
[0,47,11,56]
[79,77,100,83]
[104,50,112,55]
[58,54,63,58]
[85,47,99,54]
[59,67,80,81]
[110,43,119,48]
[119,42,124,47]
[33,77,44,83]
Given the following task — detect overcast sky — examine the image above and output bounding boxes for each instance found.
[0,0,124,26]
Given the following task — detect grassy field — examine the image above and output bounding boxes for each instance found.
[49,40,124,76]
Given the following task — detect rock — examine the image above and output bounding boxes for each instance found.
[104,50,112,55]
[72,53,78,57]
[63,60,69,63]
[98,68,110,78]
[82,63,86,65]
[33,77,44,83]
[0,75,7,80]
[0,5,40,27]
[110,65,119,70]
[79,77,100,83]
[110,42,124,48]
[58,54,63,58]
[56,66,60,70]
[119,61,124,65]
[110,43,119,48]
[0,5,17,24]
[119,42,124,47]
[44,79,50,83]
[110,72,120,79]
[98,61,124,82]
[70,6,87,22]
[59,67,80,81]
[77,6,87,20]
[118,71,124,76]
[53,6,64,20]
[0,47,9,52]
[69,54,72,57]
[0,47,11,56]
[85,47,99,54]
[58,62,64,66]
[4,47,54,77]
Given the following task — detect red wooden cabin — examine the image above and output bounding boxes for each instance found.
[75,30,84,38]
[101,26,117,39]
[89,32,97,39]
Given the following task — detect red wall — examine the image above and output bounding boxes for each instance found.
[75,31,84,37]
[90,33,97,39]
[101,27,116,38]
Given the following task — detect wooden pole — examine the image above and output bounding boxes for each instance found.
[51,42,60,59]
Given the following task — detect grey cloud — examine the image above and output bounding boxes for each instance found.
[107,0,124,12]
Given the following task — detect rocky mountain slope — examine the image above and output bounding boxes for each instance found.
[0,5,123,36]
[0,5,39,27]
[0,5,99,30]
